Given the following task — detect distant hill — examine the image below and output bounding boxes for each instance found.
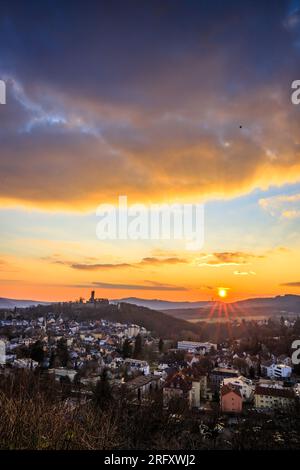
[5,294,300,313]
[161,295,300,321]
[233,294,300,310]
[3,294,300,328]
[112,295,300,313]
[107,303,201,339]
[21,301,201,340]
[111,297,210,310]
[0,297,50,309]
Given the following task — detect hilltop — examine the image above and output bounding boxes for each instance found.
[19,301,201,340]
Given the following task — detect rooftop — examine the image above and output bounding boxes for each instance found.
[255,386,295,399]
[125,374,160,390]
[212,367,239,376]
[221,384,242,398]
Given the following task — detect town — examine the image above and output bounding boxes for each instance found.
[0,291,300,450]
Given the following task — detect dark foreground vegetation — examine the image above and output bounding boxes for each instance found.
[1,369,300,450]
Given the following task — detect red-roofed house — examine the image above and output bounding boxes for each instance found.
[220,384,242,413]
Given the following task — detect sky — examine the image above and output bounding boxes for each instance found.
[0,0,300,302]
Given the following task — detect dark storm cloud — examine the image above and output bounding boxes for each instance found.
[0,1,293,102]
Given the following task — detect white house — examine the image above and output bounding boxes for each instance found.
[177,341,216,353]
[266,364,292,379]
[51,367,78,382]
[124,358,150,375]
[222,376,254,402]
[125,325,141,338]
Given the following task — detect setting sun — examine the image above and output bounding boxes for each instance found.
[218,288,227,299]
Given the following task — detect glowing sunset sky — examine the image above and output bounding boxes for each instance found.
[1,0,300,302]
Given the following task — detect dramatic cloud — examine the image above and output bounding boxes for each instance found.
[0,1,300,209]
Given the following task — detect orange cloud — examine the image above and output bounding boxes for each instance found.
[1,79,300,211]
[43,255,188,271]
[195,251,264,267]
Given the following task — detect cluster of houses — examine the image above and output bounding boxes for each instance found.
[0,310,299,416]
[0,313,152,380]
[117,338,299,414]
[159,362,297,414]
[219,371,296,413]
[160,340,297,414]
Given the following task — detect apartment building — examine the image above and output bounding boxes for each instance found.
[177,340,216,353]
[254,385,295,409]
[210,367,239,392]
[266,363,292,380]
